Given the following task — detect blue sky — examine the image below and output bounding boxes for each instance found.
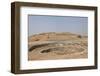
[28,15,88,36]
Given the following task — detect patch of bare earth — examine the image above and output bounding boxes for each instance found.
[28,32,88,60]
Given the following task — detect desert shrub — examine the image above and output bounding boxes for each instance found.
[77,35,82,38]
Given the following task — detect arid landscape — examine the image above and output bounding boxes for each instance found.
[28,32,88,61]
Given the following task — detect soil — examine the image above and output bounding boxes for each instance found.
[28,32,88,60]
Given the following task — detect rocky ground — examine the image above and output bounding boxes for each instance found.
[28,32,88,60]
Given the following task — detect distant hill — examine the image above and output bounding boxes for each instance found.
[28,32,87,42]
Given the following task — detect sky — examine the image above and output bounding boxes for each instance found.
[28,15,88,36]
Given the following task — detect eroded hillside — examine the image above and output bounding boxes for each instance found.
[28,32,88,60]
